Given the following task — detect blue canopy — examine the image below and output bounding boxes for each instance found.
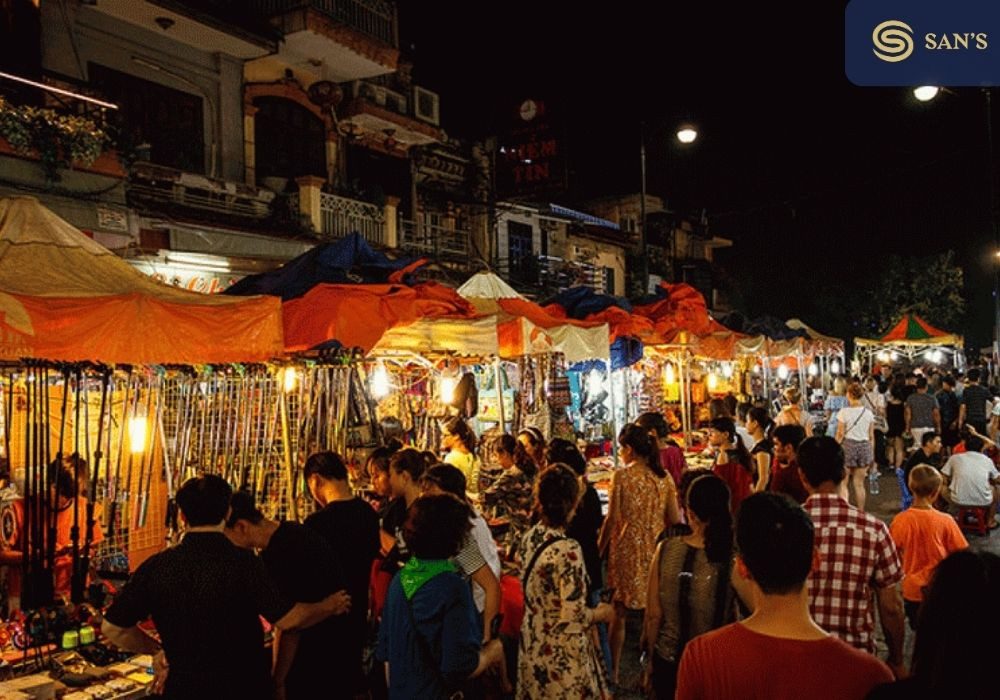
[543,286,634,318]
[719,312,808,341]
[225,232,419,301]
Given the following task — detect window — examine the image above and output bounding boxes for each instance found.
[90,63,204,172]
[604,267,616,295]
[508,220,535,282]
[253,97,326,183]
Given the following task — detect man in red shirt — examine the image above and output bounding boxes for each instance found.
[676,492,893,699]
[798,436,906,677]
[769,424,808,503]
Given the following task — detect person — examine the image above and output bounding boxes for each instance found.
[441,417,480,494]
[936,375,960,451]
[516,427,546,472]
[824,377,849,438]
[420,463,502,639]
[225,491,350,700]
[0,459,104,608]
[302,451,380,696]
[745,407,774,492]
[775,387,810,432]
[482,434,536,559]
[866,550,1000,700]
[376,494,504,699]
[517,464,613,699]
[636,411,687,485]
[364,442,401,513]
[939,430,1000,524]
[708,417,753,513]
[599,423,679,685]
[102,475,350,700]
[380,448,427,574]
[676,492,893,699]
[797,437,906,676]
[642,474,736,699]
[958,367,990,435]
[836,382,877,512]
[888,465,967,630]
[904,376,941,449]
[862,375,888,465]
[899,431,943,510]
[769,424,809,504]
[885,373,907,470]
[734,402,754,450]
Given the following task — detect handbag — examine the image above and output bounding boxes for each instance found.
[863,394,888,433]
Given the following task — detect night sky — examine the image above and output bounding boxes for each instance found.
[398,1,997,348]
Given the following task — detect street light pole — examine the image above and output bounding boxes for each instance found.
[985,88,1000,371]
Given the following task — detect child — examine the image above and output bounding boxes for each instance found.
[889,465,969,629]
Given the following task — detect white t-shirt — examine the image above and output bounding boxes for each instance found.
[736,425,753,451]
[468,512,502,612]
[942,452,1000,507]
[837,406,874,441]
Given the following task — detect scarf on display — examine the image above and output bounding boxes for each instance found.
[400,557,457,599]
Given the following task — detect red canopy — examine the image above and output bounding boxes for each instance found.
[633,282,727,344]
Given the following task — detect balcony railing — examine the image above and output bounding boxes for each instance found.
[398,219,470,260]
[317,191,386,244]
[499,255,607,296]
[251,0,397,47]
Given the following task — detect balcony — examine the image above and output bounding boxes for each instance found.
[316,191,386,244]
[248,0,399,82]
[128,162,276,222]
[339,80,444,151]
[499,255,607,297]
[398,219,470,262]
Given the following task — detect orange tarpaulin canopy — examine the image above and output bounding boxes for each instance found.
[633,282,724,342]
[543,301,655,343]
[0,197,283,363]
[282,281,486,354]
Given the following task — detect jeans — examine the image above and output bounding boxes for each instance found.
[588,588,613,680]
[896,468,913,510]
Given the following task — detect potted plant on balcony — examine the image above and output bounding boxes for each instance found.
[0,95,115,181]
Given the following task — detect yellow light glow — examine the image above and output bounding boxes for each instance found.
[371,362,391,399]
[808,363,819,376]
[282,366,298,393]
[664,363,676,384]
[706,373,718,391]
[721,363,734,379]
[913,85,940,102]
[128,416,147,454]
[676,127,698,144]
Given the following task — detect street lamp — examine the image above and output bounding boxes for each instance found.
[913,85,940,102]
[639,122,699,295]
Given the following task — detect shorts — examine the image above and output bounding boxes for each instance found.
[843,438,873,468]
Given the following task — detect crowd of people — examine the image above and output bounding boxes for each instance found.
[94,372,1000,699]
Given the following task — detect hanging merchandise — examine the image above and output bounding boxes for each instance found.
[478,364,515,425]
[547,354,572,412]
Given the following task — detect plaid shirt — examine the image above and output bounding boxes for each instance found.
[804,494,903,653]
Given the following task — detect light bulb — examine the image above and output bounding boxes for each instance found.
[128,415,147,454]
[440,375,457,404]
[891,351,899,361]
[282,366,298,393]
[371,362,391,399]
[830,360,841,375]
[752,364,761,374]
[808,363,818,377]
[664,363,676,384]
[721,363,734,379]
[706,373,718,391]
[777,364,789,380]
[913,85,940,102]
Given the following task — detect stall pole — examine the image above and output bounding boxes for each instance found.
[797,349,808,407]
[279,385,298,522]
[493,357,506,430]
[681,352,692,447]
[608,365,619,461]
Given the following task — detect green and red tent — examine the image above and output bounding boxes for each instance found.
[854,314,964,369]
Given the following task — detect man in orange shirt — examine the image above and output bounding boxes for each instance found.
[889,465,967,628]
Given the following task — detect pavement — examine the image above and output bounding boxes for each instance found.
[611,465,1000,698]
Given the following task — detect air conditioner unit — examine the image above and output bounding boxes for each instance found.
[413,86,440,125]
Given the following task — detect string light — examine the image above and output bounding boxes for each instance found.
[664,363,676,384]
[282,366,298,393]
[370,361,391,399]
[830,359,841,375]
[777,364,790,380]
[706,373,719,391]
[808,363,818,376]
[721,363,734,379]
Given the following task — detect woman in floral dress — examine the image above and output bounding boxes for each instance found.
[599,423,678,686]
[482,434,536,561]
[517,465,613,699]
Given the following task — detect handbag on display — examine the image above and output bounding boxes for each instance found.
[479,365,515,424]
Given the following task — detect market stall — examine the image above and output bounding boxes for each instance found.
[854,314,965,372]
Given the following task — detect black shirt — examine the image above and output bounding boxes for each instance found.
[567,484,604,593]
[903,449,942,482]
[378,497,409,573]
[304,498,380,693]
[104,532,292,700]
[260,522,346,694]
